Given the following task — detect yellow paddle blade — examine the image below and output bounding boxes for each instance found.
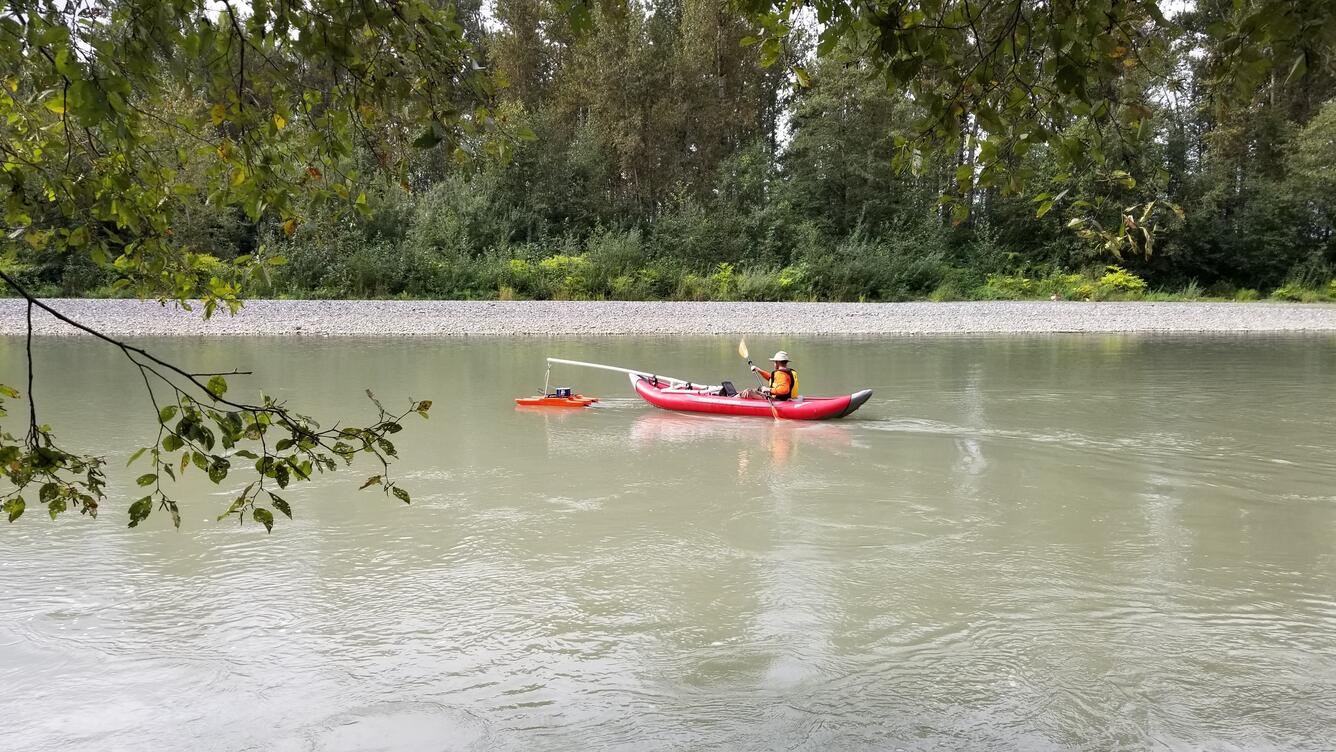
[738,338,749,360]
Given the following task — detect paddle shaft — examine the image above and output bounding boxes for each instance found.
[741,348,781,420]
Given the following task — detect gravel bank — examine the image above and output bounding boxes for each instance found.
[3,299,1336,336]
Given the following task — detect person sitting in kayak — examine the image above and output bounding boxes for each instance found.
[742,352,797,401]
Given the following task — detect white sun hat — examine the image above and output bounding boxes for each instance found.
[770,351,790,361]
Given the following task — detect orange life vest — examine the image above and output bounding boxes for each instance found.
[764,366,797,400]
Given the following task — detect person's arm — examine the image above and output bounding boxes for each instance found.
[752,367,772,380]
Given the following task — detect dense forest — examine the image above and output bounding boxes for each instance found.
[7,0,1336,303]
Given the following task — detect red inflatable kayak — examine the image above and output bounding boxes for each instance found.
[632,377,871,420]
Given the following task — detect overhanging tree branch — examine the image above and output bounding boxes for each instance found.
[0,269,431,530]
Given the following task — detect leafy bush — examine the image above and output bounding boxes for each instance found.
[584,228,646,291]
[977,270,1085,299]
[973,267,1156,301]
[636,262,683,299]
[404,174,512,259]
[978,272,1034,300]
[800,227,949,301]
[651,196,751,266]
[1271,284,1303,301]
[1072,282,1097,300]
[536,255,593,299]
[675,273,710,301]
[928,280,964,301]
[777,263,811,296]
[710,263,736,299]
[1097,266,1148,297]
[1270,283,1329,302]
[733,267,786,301]
[1235,288,1260,301]
[609,275,639,300]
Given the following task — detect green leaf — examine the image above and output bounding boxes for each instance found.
[207,458,229,484]
[158,405,178,423]
[4,497,24,522]
[127,447,148,466]
[359,475,382,490]
[252,507,274,533]
[217,495,247,521]
[136,473,158,487]
[950,201,970,225]
[206,376,228,398]
[392,486,411,504]
[127,496,152,527]
[267,491,292,518]
[66,226,88,247]
[162,434,183,452]
[816,29,839,57]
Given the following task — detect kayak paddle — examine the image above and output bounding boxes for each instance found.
[738,338,780,420]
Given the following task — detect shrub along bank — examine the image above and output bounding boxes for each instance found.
[7,234,1334,304]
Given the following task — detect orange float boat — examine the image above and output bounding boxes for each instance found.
[515,387,598,408]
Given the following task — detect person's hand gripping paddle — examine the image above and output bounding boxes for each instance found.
[738,338,780,420]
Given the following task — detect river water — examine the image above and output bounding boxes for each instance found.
[2,334,1334,751]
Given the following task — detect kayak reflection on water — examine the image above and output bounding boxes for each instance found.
[629,412,852,471]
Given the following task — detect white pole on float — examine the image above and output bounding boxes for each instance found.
[545,357,685,385]
[545,357,717,391]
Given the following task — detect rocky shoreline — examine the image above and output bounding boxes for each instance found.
[3,298,1336,337]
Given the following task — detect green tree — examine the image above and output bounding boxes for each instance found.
[1,0,509,528]
[780,57,924,237]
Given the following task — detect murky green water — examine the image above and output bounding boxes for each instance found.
[2,334,1335,751]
